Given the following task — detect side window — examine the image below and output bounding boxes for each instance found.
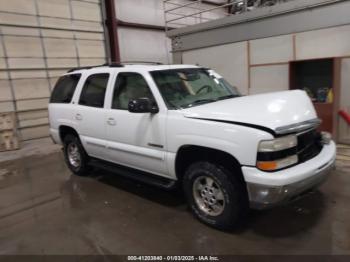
[79,73,109,108]
[112,72,154,110]
[50,74,81,103]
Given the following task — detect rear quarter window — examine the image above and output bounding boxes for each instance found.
[50,74,81,103]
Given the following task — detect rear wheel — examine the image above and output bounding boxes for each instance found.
[63,134,90,176]
[183,161,248,230]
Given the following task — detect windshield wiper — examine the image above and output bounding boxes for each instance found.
[182,95,239,109]
[217,94,240,101]
[182,99,216,108]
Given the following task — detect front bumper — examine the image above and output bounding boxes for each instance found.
[243,141,336,210]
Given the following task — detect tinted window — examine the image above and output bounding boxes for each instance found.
[50,74,81,103]
[79,74,109,108]
[112,73,154,110]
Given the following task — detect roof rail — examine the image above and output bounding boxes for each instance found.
[120,61,164,65]
[103,62,124,67]
[67,66,94,73]
[66,61,163,73]
[67,62,124,73]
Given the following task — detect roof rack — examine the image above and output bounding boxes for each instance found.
[66,61,163,73]
[106,62,124,67]
[67,66,95,73]
[120,61,164,65]
[67,62,124,73]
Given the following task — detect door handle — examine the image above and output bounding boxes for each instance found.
[75,114,83,121]
[107,118,116,126]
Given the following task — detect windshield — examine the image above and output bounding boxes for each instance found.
[151,68,241,109]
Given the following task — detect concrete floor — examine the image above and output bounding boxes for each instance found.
[0,143,349,255]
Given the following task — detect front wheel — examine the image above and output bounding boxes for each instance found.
[183,161,248,230]
[63,134,90,176]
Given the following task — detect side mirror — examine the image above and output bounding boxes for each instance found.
[128,98,159,114]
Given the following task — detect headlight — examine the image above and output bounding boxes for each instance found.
[258,135,297,152]
[257,135,298,171]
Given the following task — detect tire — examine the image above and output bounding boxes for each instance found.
[183,161,248,230]
[63,134,90,176]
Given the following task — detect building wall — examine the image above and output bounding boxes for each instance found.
[0,0,226,142]
[182,24,350,141]
[0,0,107,141]
[182,42,249,95]
[114,0,171,64]
[114,0,227,64]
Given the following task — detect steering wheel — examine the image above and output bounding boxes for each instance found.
[196,85,212,95]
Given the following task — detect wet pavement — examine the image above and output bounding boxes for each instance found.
[0,151,349,255]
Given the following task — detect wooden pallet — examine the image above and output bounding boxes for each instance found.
[0,112,20,152]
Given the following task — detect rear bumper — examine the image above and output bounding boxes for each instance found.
[243,141,336,210]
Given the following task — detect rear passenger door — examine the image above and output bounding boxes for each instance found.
[75,73,110,159]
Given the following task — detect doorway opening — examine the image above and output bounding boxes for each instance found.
[290,58,336,134]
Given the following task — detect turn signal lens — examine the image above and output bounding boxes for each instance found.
[257,155,298,171]
[257,161,277,171]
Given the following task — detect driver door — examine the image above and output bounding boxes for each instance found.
[105,72,168,177]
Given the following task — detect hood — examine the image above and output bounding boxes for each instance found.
[182,90,317,132]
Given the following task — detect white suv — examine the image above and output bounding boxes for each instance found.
[49,63,336,229]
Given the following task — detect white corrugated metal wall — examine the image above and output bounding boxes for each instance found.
[0,0,107,141]
[0,0,227,142]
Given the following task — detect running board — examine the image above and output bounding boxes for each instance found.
[89,158,177,190]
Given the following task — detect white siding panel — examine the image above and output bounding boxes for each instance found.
[0,80,13,102]
[47,58,78,68]
[37,0,71,19]
[118,27,172,64]
[250,65,289,95]
[0,0,36,15]
[44,38,77,58]
[0,102,14,113]
[16,98,49,112]
[0,13,38,27]
[8,58,45,69]
[11,70,46,80]
[183,42,249,95]
[0,0,106,140]
[18,110,48,121]
[250,35,294,65]
[296,25,350,60]
[4,36,43,57]
[12,79,50,100]
[71,1,101,22]
[116,0,164,26]
[0,59,6,69]
[77,40,105,58]
[21,125,50,140]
